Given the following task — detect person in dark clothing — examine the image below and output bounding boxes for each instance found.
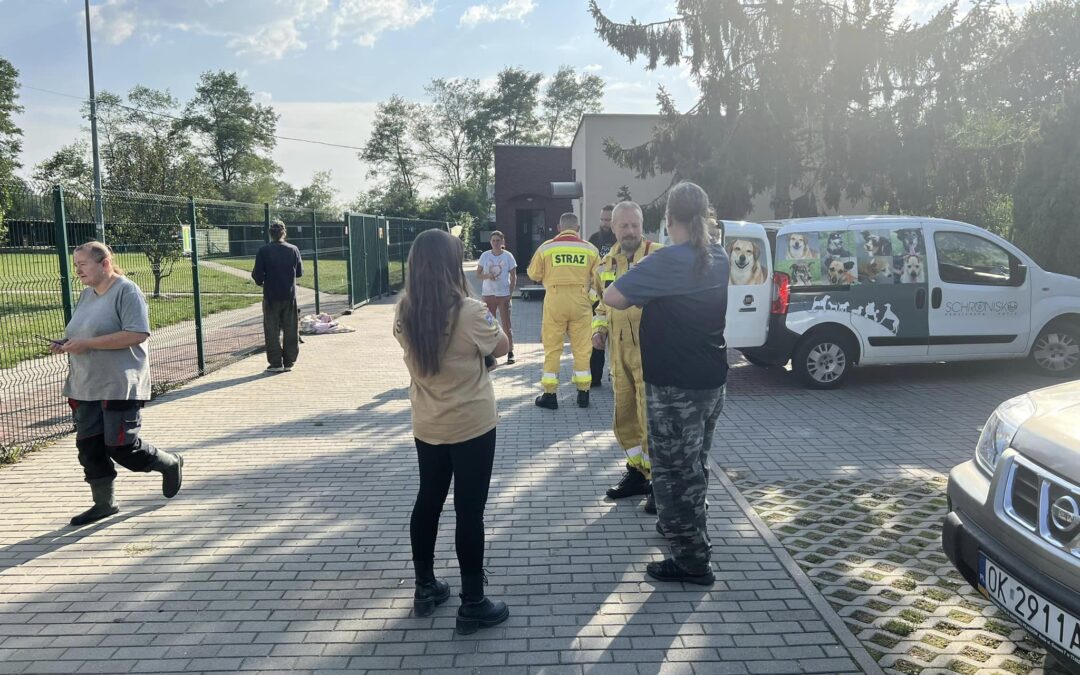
[252,220,303,373]
[604,181,730,587]
[587,204,618,387]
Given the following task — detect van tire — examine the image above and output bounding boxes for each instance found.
[792,330,855,389]
[1029,320,1080,377]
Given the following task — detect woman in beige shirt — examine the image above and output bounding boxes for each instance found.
[393,229,510,635]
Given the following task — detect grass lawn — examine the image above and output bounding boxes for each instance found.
[215,257,349,296]
[0,252,261,368]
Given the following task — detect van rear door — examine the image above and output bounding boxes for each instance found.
[722,221,772,349]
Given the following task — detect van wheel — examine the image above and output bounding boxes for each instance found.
[793,331,854,389]
[1029,322,1080,377]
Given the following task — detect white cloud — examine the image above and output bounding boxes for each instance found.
[272,101,380,200]
[330,0,435,48]
[84,0,430,60]
[582,63,604,72]
[459,0,536,27]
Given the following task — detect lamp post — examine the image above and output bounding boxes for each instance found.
[84,0,105,242]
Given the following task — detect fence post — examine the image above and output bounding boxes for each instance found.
[188,198,206,375]
[263,203,271,244]
[397,220,405,290]
[344,211,354,307]
[53,186,74,324]
[311,208,321,315]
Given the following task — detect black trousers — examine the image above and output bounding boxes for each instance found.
[69,399,161,483]
[263,297,299,367]
[590,346,606,383]
[410,428,496,576]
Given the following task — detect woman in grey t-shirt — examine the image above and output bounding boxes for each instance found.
[50,242,184,526]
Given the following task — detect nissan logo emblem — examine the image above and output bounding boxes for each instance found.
[1050,495,1080,533]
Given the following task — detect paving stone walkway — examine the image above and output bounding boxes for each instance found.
[0,290,877,674]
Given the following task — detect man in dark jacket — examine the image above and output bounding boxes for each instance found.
[587,204,617,387]
[252,220,303,373]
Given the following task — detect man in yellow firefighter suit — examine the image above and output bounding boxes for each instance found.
[527,212,600,410]
[592,201,662,513]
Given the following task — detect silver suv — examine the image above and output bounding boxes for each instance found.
[943,380,1080,672]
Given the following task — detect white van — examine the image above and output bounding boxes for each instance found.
[737,216,1080,388]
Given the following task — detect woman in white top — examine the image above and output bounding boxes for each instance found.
[475,230,517,364]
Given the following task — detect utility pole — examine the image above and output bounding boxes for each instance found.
[84,0,105,242]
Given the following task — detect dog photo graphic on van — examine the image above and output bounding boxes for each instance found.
[825,230,855,258]
[726,238,769,285]
[894,253,926,283]
[776,259,820,286]
[824,256,857,285]
[780,232,819,261]
[858,256,893,284]
[861,229,894,257]
[894,227,926,255]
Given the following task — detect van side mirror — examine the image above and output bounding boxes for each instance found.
[1013,262,1027,286]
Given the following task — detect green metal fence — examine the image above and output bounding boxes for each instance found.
[0,181,447,459]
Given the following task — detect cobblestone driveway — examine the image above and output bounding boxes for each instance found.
[716,355,1077,674]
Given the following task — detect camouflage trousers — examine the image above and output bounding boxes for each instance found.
[646,383,726,575]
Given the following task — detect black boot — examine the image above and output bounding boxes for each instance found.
[413,560,451,617]
[643,486,657,514]
[534,393,558,410]
[606,466,650,499]
[506,351,515,365]
[577,390,590,408]
[152,452,184,499]
[70,479,119,526]
[456,573,509,635]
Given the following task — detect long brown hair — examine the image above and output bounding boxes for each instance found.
[398,229,471,377]
[666,181,713,276]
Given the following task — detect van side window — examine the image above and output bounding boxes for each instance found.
[934,231,1016,286]
[725,237,769,285]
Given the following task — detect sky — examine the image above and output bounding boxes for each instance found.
[0,0,711,202]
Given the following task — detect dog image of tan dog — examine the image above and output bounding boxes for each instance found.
[894,254,925,283]
[784,233,817,260]
[825,256,857,285]
[727,238,768,285]
[858,256,893,284]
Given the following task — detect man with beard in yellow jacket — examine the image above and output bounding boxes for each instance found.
[592,201,662,513]
[527,212,600,410]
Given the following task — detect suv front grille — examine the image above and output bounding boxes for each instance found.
[1003,454,1080,560]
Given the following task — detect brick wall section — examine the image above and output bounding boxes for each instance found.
[493,145,573,269]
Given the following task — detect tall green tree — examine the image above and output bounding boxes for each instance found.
[485,67,543,145]
[278,170,337,211]
[414,79,483,190]
[1012,87,1080,276]
[361,95,422,200]
[540,66,604,145]
[32,141,93,190]
[589,0,997,220]
[0,57,24,238]
[180,71,278,201]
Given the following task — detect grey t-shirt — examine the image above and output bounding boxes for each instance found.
[62,276,152,401]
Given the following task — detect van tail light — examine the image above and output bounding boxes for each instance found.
[771,272,790,315]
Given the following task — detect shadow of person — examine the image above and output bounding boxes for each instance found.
[0,504,161,574]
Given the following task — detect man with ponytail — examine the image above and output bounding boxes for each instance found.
[603,181,729,586]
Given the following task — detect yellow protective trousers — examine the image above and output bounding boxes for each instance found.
[541,286,593,393]
[610,331,650,478]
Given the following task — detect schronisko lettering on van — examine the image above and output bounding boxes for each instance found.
[945,300,1021,317]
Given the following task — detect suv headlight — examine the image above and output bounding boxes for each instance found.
[975,394,1036,475]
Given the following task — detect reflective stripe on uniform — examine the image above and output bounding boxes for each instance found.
[592,316,608,329]
[571,370,592,384]
[600,271,617,282]
[541,372,559,385]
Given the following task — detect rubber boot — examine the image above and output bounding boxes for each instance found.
[534,393,558,410]
[152,452,184,499]
[413,560,451,617]
[70,479,119,526]
[456,573,509,635]
[577,390,590,408]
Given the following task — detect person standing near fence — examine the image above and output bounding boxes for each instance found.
[394,229,511,635]
[252,220,303,373]
[603,182,730,586]
[527,212,600,410]
[476,231,517,365]
[52,242,184,526]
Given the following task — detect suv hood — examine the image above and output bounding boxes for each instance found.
[1011,380,1080,482]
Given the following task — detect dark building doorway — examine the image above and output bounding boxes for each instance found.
[515,208,545,268]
